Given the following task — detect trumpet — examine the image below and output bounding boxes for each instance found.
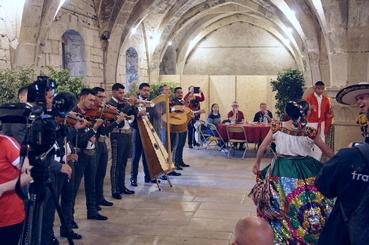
[122,97,155,108]
[136,99,155,108]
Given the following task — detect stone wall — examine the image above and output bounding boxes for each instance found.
[0,0,24,69]
[183,22,297,75]
[116,23,150,89]
[37,0,104,87]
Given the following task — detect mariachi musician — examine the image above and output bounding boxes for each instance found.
[69,88,108,225]
[105,83,136,199]
[170,87,190,171]
[130,82,158,186]
[91,87,116,205]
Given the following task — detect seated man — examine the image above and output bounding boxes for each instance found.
[232,216,274,245]
[227,101,245,123]
[253,103,273,123]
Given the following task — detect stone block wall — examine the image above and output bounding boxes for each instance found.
[116,24,150,90]
[38,0,104,87]
[0,0,24,69]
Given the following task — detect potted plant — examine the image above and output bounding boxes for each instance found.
[271,68,305,118]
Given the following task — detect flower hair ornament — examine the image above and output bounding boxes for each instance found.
[285,101,308,129]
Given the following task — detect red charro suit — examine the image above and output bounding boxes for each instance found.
[305,93,333,135]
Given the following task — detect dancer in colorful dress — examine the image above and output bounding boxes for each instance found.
[251,100,334,244]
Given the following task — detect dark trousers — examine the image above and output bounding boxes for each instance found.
[41,173,58,245]
[56,168,74,234]
[96,141,108,202]
[110,133,130,194]
[187,121,197,146]
[171,131,187,166]
[0,221,23,245]
[130,129,150,181]
[72,152,97,216]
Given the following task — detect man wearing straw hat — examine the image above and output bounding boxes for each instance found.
[316,82,369,245]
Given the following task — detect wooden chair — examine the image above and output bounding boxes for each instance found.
[226,125,248,158]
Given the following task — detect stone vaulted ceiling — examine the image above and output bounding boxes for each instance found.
[97,0,330,84]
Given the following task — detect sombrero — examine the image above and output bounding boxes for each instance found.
[336,82,369,105]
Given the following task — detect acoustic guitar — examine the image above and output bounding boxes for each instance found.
[162,105,191,125]
[163,106,205,133]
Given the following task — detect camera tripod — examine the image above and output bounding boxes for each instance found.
[20,175,74,245]
[19,144,74,245]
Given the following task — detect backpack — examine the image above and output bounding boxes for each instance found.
[340,143,369,245]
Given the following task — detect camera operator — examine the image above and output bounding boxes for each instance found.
[53,122,83,240]
[0,133,31,245]
[40,86,76,245]
[316,83,369,245]
[1,86,28,144]
[69,88,107,224]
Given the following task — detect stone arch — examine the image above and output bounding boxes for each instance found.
[61,30,85,78]
[159,45,176,75]
[126,47,139,84]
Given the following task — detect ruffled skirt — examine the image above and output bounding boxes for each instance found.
[258,156,333,244]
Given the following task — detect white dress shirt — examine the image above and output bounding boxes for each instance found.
[314,92,323,118]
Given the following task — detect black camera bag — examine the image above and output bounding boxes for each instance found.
[340,143,369,245]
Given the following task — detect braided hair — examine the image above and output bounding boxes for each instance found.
[285,100,309,129]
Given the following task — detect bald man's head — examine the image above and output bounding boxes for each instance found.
[232,216,274,245]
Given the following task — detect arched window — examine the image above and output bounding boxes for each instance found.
[62,30,85,78]
[126,47,138,84]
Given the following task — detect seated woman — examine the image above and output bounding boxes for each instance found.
[250,100,334,244]
[207,103,221,126]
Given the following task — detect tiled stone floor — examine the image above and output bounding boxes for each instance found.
[59,148,264,245]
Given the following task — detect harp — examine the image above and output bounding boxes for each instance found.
[136,94,175,189]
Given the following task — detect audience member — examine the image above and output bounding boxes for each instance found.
[227,101,245,123]
[232,216,274,245]
[253,103,273,123]
[0,134,31,245]
[184,86,205,148]
[207,103,221,126]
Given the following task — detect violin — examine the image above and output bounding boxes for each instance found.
[56,112,89,127]
[85,104,134,122]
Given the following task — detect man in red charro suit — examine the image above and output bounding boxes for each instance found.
[305,81,333,160]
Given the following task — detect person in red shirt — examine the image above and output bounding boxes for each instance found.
[184,86,205,148]
[305,81,333,160]
[227,101,245,123]
[0,133,31,245]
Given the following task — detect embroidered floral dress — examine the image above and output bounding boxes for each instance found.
[258,121,333,244]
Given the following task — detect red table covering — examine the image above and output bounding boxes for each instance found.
[217,123,271,144]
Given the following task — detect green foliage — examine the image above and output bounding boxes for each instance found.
[0,66,86,104]
[149,81,180,99]
[126,81,180,99]
[46,66,86,96]
[126,81,139,97]
[0,66,35,104]
[271,68,305,117]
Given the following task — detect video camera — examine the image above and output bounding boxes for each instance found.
[0,75,76,165]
